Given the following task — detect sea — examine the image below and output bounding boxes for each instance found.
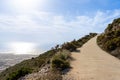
[0,42,41,73]
[0,53,37,72]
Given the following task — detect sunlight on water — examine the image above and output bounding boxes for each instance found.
[9,42,37,55]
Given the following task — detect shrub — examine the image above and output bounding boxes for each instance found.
[106,24,113,31]
[51,50,70,70]
[51,58,70,70]
[115,30,120,37]
[7,67,32,80]
[103,40,116,51]
[61,42,77,52]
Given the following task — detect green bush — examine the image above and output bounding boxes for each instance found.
[51,50,70,70]
[51,58,70,70]
[106,24,113,31]
[104,40,116,51]
[7,67,32,80]
[61,42,77,52]
[115,30,120,37]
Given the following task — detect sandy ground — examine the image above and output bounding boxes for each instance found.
[66,36,120,80]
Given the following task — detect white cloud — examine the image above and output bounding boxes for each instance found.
[0,10,120,50]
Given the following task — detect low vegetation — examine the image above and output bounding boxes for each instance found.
[0,33,97,80]
[97,18,120,58]
[51,50,71,70]
[7,67,32,80]
[61,33,97,52]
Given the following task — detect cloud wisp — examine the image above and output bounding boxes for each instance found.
[0,10,120,52]
[0,10,120,33]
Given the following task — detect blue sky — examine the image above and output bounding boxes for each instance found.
[0,0,120,54]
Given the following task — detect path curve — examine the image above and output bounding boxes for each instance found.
[67,36,120,80]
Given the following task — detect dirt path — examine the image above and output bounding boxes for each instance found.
[66,36,120,80]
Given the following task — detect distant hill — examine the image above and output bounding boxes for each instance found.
[97,18,120,59]
[0,33,97,80]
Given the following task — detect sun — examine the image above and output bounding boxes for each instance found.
[9,0,43,12]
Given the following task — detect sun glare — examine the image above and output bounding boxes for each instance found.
[10,42,36,55]
[10,0,43,12]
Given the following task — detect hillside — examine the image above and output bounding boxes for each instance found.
[0,33,97,80]
[65,36,120,80]
[97,18,120,59]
